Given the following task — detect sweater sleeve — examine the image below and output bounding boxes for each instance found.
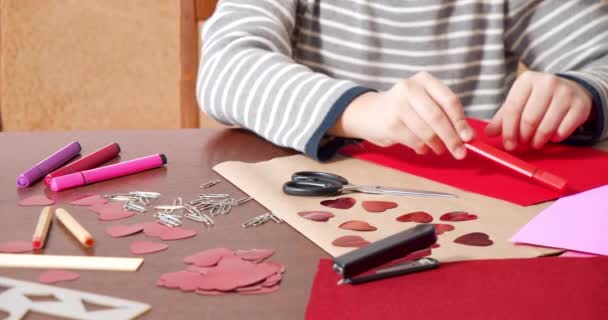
[196,0,371,160]
[504,0,608,142]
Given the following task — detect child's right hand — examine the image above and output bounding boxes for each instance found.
[330,72,474,159]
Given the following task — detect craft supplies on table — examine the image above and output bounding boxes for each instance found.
[31,206,53,250]
[17,141,81,187]
[214,154,559,260]
[0,254,143,271]
[44,142,121,185]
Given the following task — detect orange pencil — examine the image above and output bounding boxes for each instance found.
[55,208,95,248]
[32,206,53,249]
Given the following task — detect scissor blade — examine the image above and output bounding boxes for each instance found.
[355,185,458,198]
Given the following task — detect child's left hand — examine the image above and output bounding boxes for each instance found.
[485,71,593,150]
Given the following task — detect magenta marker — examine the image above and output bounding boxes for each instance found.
[49,154,167,192]
[17,141,81,187]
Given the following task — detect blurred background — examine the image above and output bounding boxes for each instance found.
[0,0,220,132]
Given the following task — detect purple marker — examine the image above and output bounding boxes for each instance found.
[17,141,81,187]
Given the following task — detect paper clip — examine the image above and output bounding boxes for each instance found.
[241,212,282,228]
[200,179,221,189]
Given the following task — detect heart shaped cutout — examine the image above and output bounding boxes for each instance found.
[70,194,108,206]
[89,202,124,214]
[142,221,173,237]
[130,240,169,254]
[440,211,478,222]
[38,270,80,284]
[297,211,335,222]
[0,241,33,253]
[454,232,493,246]
[339,220,377,232]
[331,235,370,248]
[184,248,235,267]
[320,197,356,209]
[98,210,135,221]
[433,223,455,235]
[159,227,198,241]
[362,201,398,213]
[105,224,144,238]
[235,249,275,262]
[18,195,55,206]
[396,211,433,223]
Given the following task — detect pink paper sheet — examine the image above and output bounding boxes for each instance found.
[511,185,608,255]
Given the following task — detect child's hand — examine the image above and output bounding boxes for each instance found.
[330,72,474,159]
[485,71,593,150]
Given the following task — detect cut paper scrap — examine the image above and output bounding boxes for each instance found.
[18,195,55,206]
[440,211,478,222]
[396,211,433,223]
[0,241,33,253]
[298,211,335,222]
[98,210,135,222]
[320,197,356,209]
[341,118,608,206]
[511,185,608,255]
[339,220,377,232]
[332,235,370,248]
[306,257,608,320]
[454,232,493,247]
[361,201,398,213]
[158,248,285,296]
[130,241,168,255]
[69,194,108,206]
[38,269,80,284]
[106,224,144,238]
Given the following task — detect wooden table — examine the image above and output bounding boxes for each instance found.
[0,128,329,320]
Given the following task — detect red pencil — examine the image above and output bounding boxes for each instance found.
[32,206,53,250]
[44,143,120,185]
[465,140,568,192]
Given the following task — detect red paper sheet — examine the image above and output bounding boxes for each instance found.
[306,258,608,320]
[341,119,608,206]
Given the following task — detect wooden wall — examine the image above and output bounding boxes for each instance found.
[0,0,191,131]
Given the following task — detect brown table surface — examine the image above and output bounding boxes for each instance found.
[0,128,329,320]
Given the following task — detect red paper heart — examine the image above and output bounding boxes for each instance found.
[186,265,212,274]
[130,241,169,254]
[454,232,493,246]
[235,249,275,262]
[38,270,80,284]
[339,220,377,232]
[362,201,398,213]
[298,211,335,222]
[262,273,282,287]
[235,284,264,292]
[105,224,144,238]
[0,241,33,253]
[89,202,124,214]
[320,197,356,209]
[396,211,434,223]
[184,248,235,267]
[433,223,455,235]
[141,221,173,237]
[70,194,108,206]
[98,210,135,221]
[440,211,478,222]
[431,243,441,249]
[195,289,226,296]
[159,227,198,241]
[158,270,206,292]
[18,195,55,206]
[332,235,370,248]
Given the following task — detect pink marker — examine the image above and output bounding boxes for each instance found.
[49,154,167,192]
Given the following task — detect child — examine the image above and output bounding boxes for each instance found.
[197,0,608,160]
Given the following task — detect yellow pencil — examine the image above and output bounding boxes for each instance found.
[55,208,95,248]
[32,206,53,250]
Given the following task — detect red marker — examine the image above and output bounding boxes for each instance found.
[44,143,121,185]
[465,140,568,192]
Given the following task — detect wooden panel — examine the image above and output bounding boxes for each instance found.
[180,0,199,128]
[196,0,218,21]
[0,0,181,131]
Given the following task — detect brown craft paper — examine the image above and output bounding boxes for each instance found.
[214,155,564,261]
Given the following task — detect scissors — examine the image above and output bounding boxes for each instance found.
[282,171,457,198]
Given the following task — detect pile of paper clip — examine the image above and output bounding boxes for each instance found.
[104,191,161,213]
[241,212,283,228]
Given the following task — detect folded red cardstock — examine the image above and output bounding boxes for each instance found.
[306,257,608,320]
[341,119,608,206]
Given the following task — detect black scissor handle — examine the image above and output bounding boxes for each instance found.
[291,171,349,185]
[282,180,342,197]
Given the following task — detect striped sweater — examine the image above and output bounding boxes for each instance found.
[197,0,608,160]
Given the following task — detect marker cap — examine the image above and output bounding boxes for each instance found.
[49,173,86,192]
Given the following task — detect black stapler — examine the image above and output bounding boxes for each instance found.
[333,224,440,285]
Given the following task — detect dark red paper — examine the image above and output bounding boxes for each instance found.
[307,257,608,320]
[341,119,608,206]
